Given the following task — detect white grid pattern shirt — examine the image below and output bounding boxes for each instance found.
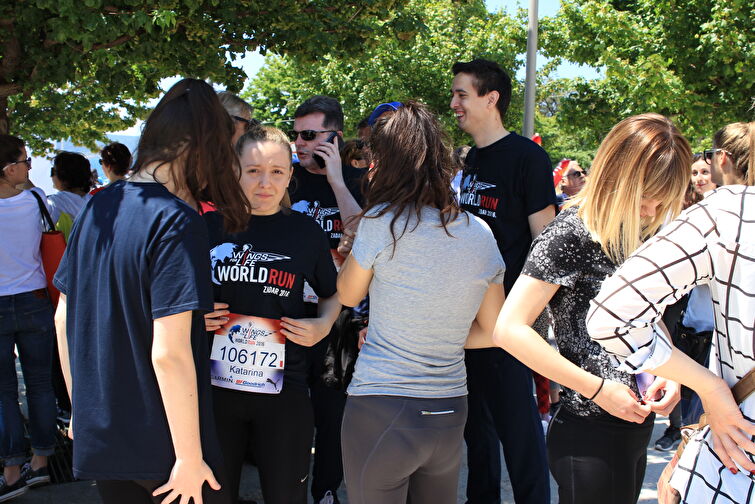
[586,185,755,503]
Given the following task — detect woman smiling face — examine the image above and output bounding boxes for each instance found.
[690,159,715,195]
[238,140,292,216]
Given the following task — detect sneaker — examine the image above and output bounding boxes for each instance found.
[655,426,682,451]
[0,476,28,502]
[20,463,50,488]
[319,490,335,504]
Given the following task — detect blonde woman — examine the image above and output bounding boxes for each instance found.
[492,114,691,503]
[587,121,755,503]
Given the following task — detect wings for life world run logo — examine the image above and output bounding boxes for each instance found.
[291,200,342,235]
[210,243,296,297]
[459,173,499,217]
[226,319,276,345]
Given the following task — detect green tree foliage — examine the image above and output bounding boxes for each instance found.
[542,0,755,149]
[244,0,527,145]
[0,0,415,152]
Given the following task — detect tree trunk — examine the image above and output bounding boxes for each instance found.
[0,96,8,134]
[1,20,20,135]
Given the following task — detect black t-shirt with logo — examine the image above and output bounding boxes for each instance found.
[290,163,365,250]
[459,132,557,293]
[204,210,337,390]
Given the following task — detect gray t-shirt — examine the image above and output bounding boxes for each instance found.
[347,207,505,398]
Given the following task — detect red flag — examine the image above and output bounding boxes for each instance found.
[553,159,571,188]
[531,133,542,145]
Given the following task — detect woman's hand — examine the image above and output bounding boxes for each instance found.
[592,380,652,424]
[204,302,229,332]
[357,326,368,350]
[281,316,332,347]
[337,227,356,257]
[152,457,221,504]
[644,377,681,416]
[702,380,755,474]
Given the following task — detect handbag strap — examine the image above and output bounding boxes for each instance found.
[732,367,755,404]
[695,368,755,429]
[30,190,55,232]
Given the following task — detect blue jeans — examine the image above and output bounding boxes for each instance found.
[0,289,57,465]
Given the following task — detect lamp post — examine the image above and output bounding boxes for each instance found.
[522,0,539,138]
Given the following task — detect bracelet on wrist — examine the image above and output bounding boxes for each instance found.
[587,378,605,401]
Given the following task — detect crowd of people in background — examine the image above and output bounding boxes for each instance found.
[0,56,753,504]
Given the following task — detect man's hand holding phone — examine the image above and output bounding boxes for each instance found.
[314,132,345,188]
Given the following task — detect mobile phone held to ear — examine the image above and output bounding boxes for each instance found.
[314,132,338,169]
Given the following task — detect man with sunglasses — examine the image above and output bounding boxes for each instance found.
[290,96,362,241]
[289,95,363,504]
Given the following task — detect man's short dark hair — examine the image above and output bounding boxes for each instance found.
[452,59,512,120]
[294,95,344,131]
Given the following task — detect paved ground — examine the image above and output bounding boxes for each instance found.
[13,356,673,503]
[9,415,673,503]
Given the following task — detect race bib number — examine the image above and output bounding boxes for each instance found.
[303,249,345,304]
[210,314,285,394]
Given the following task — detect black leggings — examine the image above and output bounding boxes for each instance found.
[96,479,229,504]
[547,407,654,504]
[212,385,313,504]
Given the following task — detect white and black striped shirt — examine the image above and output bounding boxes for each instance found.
[587,185,755,503]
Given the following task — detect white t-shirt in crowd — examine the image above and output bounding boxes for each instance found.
[47,190,90,224]
[0,188,49,296]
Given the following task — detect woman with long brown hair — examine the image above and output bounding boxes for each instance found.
[336,101,505,504]
[493,113,691,503]
[53,78,249,504]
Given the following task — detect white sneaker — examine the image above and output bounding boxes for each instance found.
[318,490,335,504]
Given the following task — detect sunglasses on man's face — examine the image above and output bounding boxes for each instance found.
[703,148,732,165]
[564,171,585,180]
[288,129,336,142]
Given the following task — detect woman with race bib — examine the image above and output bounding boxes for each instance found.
[203,125,341,504]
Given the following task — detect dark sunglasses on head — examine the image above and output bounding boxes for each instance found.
[288,129,336,142]
[703,148,732,165]
[232,116,260,129]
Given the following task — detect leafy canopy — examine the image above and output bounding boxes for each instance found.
[244,0,527,145]
[541,0,755,149]
[0,0,416,152]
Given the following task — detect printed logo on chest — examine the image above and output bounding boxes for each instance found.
[210,243,297,296]
[459,173,499,216]
[291,199,343,234]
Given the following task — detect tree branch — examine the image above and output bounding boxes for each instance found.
[46,33,136,53]
[91,34,133,51]
[0,83,22,98]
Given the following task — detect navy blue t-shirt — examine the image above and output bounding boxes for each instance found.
[53,180,223,480]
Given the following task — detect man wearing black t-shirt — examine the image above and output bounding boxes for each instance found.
[451,59,556,504]
[289,95,363,504]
